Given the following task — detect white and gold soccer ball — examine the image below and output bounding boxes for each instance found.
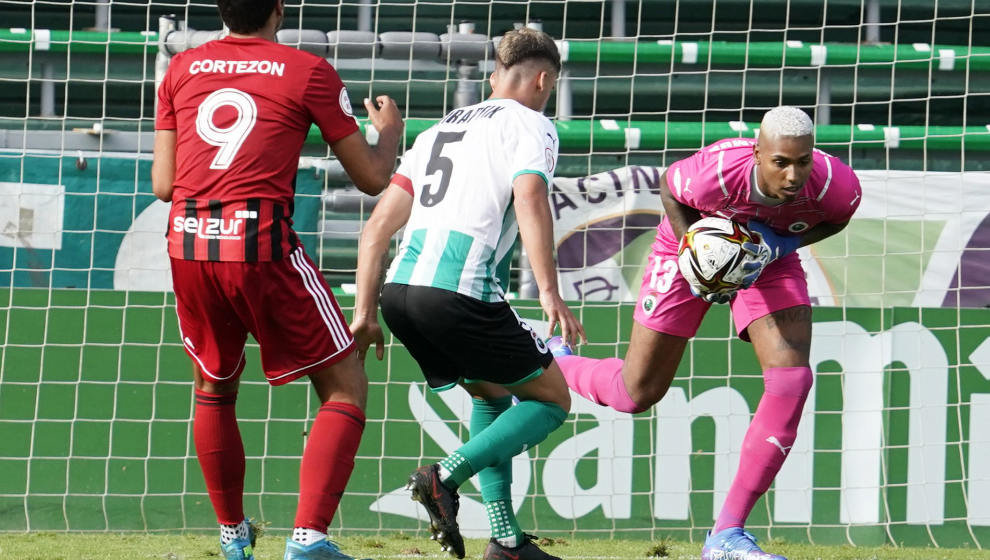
[677,217,761,297]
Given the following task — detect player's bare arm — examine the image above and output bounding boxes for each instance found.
[151,129,177,202]
[659,170,702,239]
[351,183,413,361]
[794,219,849,248]
[331,95,404,196]
[513,173,586,347]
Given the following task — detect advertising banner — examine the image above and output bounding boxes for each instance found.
[0,154,323,290]
[2,155,988,310]
[1,157,990,547]
[358,304,990,548]
[1,292,988,548]
[550,166,990,308]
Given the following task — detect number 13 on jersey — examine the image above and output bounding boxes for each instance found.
[648,254,679,293]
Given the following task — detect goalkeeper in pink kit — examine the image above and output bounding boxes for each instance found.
[549,107,862,560]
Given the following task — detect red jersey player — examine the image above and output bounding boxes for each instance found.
[151,0,403,558]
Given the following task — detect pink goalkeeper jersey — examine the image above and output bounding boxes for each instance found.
[656,137,862,251]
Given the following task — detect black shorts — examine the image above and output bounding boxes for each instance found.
[380,283,554,391]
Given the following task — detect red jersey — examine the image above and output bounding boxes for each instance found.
[156,36,359,261]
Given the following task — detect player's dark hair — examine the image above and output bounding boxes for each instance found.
[497,28,561,75]
[216,0,278,34]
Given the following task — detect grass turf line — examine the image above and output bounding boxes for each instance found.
[1,533,988,560]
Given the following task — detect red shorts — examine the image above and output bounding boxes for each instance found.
[170,248,355,385]
[632,249,810,341]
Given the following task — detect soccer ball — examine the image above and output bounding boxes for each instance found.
[677,217,758,296]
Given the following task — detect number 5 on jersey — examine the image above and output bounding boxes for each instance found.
[420,131,465,207]
[196,88,258,170]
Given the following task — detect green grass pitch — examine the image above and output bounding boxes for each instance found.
[1,533,987,560]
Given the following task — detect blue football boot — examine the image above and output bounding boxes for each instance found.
[220,519,256,560]
[701,528,785,560]
[284,538,363,560]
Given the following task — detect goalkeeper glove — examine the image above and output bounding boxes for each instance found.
[686,257,761,303]
[737,257,765,289]
[688,284,735,305]
[745,221,801,262]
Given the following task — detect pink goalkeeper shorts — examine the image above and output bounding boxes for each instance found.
[632,248,810,342]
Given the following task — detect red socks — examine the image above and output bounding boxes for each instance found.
[193,390,245,525]
[294,401,366,531]
[194,392,365,531]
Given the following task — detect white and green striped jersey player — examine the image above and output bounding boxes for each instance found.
[384,97,559,302]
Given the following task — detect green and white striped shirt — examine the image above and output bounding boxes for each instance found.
[385,98,559,302]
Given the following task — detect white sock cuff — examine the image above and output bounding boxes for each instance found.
[292,527,327,546]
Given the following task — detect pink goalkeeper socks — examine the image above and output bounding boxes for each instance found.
[556,355,645,413]
[714,366,813,532]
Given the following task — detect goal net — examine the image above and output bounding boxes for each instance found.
[1,0,989,549]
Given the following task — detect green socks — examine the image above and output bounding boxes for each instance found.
[470,397,523,545]
[471,396,513,500]
[438,452,473,488]
[440,399,567,488]
[438,396,566,547]
[486,499,522,546]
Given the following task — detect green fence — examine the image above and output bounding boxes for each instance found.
[341,119,990,152]
[2,289,989,548]
[3,29,988,71]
